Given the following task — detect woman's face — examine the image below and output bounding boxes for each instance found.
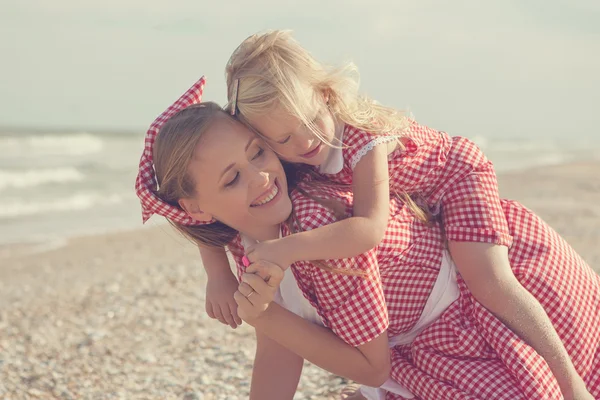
[182,114,292,239]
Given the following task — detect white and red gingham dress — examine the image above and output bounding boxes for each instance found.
[228,122,600,399]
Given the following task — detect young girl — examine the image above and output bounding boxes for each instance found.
[198,30,595,398]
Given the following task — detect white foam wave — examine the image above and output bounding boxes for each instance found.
[0,193,123,219]
[0,133,103,157]
[0,167,84,191]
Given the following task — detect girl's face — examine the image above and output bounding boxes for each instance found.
[180,115,292,240]
[247,90,337,167]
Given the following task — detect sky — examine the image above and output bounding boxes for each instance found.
[1,0,599,139]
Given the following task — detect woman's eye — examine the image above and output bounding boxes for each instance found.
[252,148,265,159]
[277,136,291,144]
[225,172,240,187]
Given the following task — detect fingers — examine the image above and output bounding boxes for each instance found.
[245,261,284,287]
[238,281,255,297]
[220,304,238,329]
[229,301,242,326]
[212,304,227,326]
[208,302,240,329]
[205,301,216,319]
[233,290,252,309]
[241,273,272,297]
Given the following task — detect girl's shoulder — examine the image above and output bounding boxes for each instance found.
[342,119,442,148]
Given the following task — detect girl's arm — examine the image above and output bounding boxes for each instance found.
[246,144,390,266]
[450,241,591,399]
[198,244,232,278]
[198,244,242,328]
[250,331,304,400]
[236,261,391,388]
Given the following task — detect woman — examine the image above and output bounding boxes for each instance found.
[135,78,600,399]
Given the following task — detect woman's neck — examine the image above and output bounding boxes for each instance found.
[243,224,280,242]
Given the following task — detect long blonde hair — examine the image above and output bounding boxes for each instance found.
[225,30,409,144]
[225,30,432,227]
[153,102,238,248]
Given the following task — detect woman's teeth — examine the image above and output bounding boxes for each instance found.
[251,183,279,206]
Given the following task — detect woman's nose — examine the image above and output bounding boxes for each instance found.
[250,169,270,188]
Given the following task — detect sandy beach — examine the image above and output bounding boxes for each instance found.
[1,162,599,400]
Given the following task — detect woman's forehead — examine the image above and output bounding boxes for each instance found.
[193,117,256,158]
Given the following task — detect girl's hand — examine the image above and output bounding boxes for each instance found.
[205,273,242,329]
[233,260,284,324]
[246,239,292,270]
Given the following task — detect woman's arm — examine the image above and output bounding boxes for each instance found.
[250,331,304,400]
[450,241,590,399]
[246,144,390,266]
[235,262,391,387]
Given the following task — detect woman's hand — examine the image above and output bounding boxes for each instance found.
[234,260,284,324]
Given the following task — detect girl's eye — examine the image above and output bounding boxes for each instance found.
[277,136,291,144]
[225,172,240,187]
[252,147,265,159]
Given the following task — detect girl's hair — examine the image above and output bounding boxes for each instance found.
[152,102,238,248]
[225,30,435,269]
[225,30,409,145]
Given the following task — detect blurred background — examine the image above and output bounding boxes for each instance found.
[1,0,599,246]
[1,1,599,399]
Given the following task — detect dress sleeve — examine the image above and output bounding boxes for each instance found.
[342,125,402,171]
[382,120,513,247]
[432,136,513,246]
[291,193,389,347]
[226,234,246,282]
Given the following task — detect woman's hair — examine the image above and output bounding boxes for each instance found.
[153,102,238,248]
[225,30,409,146]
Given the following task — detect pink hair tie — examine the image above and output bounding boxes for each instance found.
[134,76,215,226]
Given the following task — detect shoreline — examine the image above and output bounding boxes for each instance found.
[2,160,599,265]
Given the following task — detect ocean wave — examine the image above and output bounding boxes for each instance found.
[0,133,103,157]
[0,192,123,219]
[0,167,84,191]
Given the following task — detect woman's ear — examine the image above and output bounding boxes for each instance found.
[178,198,214,222]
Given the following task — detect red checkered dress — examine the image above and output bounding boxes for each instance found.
[228,123,600,399]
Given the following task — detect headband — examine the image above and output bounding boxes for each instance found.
[134,76,214,226]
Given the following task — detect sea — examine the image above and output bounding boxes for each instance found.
[0,127,598,248]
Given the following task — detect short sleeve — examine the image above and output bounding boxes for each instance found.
[342,126,402,171]
[226,234,246,281]
[308,252,389,347]
[290,189,389,346]
[433,137,513,246]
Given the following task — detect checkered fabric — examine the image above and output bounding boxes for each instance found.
[227,120,600,399]
[134,76,212,226]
